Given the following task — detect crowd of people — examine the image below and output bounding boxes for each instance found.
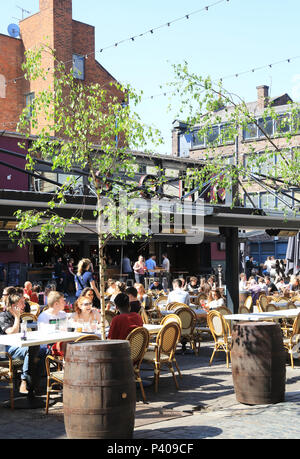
[240,255,300,303]
[2,249,297,397]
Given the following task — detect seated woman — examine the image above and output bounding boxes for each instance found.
[72,295,101,328]
[105,279,117,297]
[79,287,98,309]
[134,283,151,310]
[207,289,225,310]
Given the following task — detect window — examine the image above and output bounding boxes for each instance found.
[243,122,257,140]
[191,123,234,148]
[192,130,205,147]
[73,54,85,80]
[275,114,290,134]
[25,92,35,118]
[258,117,273,137]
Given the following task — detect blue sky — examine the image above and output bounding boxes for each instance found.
[1,0,300,154]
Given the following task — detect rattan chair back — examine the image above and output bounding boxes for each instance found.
[160,314,182,328]
[29,302,40,316]
[139,306,149,324]
[174,307,196,335]
[258,295,268,312]
[20,313,38,322]
[265,303,279,312]
[126,326,150,365]
[207,310,229,341]
[157,322,181,357]
[105,310,116,326]
[74,334,101,342]
[238,306,250,314]
[166,302,179,310]
[154,296,168,308]
[244,295,253,311]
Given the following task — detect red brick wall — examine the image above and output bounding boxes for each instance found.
[0,35,28,131]
[0,0,123,141]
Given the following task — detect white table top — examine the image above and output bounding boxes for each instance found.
[0,330,84,348]
[224,309,300,322]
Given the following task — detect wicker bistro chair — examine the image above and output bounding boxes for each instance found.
[257,294,268,312]
[0,352,23,410]
[20,313,38,323]
[214,306,233,333]
[28,302,40,317]
[143,322,182,393]
[160,314,182,328]
[238,306,251,314]
[105,310,116,327]
[207,310,232,368]
[126,327,150,403]
[166,302,180,311]
[138,306,149,324]
[283,313,300,369]
[244,295,253,312]
[173,306,197,355]
[45,334,101,414]
[154,296,168,309]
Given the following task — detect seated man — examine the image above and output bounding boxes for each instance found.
[125,286,141,313]
[149,279,164,291]
[108,293,143,340]
[0,291,43,394]
[186,276,200,295]
[167,279,190,306]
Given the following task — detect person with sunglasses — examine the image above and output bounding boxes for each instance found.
[72,296,100,327]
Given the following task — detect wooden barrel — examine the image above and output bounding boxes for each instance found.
[231,322,286,405]
[63,340,136,439]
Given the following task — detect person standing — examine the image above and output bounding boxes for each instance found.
[122,254,133,280]
[145,255,157,276]
[162,253,170,273]
[54,257,65,292]
[162,253,171,288]
[0,263,7,297]
[74,258,101,301]
[133,256,147,285]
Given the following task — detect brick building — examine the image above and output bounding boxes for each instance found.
[0,0,120,134]
[172,84,300,265]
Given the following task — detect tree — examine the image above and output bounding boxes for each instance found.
[9,45,164,339]
[168,62,300,213]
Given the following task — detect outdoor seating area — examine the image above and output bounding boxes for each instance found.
[0,281,299,415]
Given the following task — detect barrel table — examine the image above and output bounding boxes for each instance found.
[231,322,286,405]
[63,340,136,439]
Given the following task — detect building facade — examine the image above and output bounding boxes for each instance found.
[172,84,300,265]
[0,0,120,135]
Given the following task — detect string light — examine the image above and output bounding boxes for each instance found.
[4,0,229,87]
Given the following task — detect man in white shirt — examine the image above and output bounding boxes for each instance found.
[167,279,190,306]
[162,253,170,273]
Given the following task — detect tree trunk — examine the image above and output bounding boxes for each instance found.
[98,237,106,340]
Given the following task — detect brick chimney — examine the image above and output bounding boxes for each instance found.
[257,85,269,110]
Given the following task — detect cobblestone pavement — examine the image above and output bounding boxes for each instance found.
[0,340,299,440]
